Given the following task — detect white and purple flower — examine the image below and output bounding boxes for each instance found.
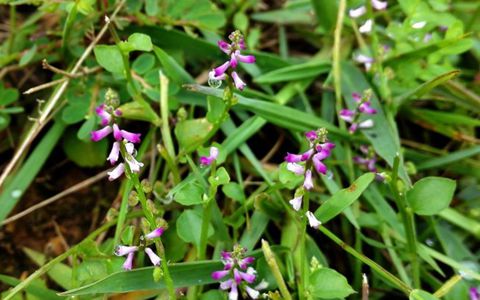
[210,30,256,91]
[212,245,262,300]
[200,146,219,166]
[339,92,377,133]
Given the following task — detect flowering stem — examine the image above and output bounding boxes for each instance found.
[390,155,420,289]
[317,225,412,295]
[113,180,133,246]
[298,190,310,299]
[120,142,176,299]
[262,239,293,300]
[198,160,217,261]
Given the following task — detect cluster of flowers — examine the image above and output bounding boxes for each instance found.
[354,145,378,173]
[90,95,143,181]
[339,92,377,133]
[285,129,335,211]
[349,0,387,34]
[209,30,256,91]
[211,245,266,300]
[115,227,165,270]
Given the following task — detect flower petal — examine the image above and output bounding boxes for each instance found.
[108,163,125,181]
[306,211,322,229]
[231,71,246,90]
[91,126,112,142]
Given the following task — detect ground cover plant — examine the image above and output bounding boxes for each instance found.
[0,0,479,299]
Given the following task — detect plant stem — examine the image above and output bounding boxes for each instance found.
[159,72,180,183]
[113,180,133,246]
[298,191,310,299]
[129,171,176,299]
[317,225,412,295]
[390,155,420,288]
[198,160,217,260]
[262,239,292,300]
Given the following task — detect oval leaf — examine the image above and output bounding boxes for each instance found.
[314,173,375,223]
[174,182,204,206]
[407,177,456,215]
[176,210,214,250]
[308,268,355,299]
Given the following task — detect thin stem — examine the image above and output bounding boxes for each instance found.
[390,155,420,288]
[298,191,310,299]
[113,180,133,246]
[198,160,217,260]
[130,172,176,299]
[317,225,412,295]
[159,72,180,183]
[262,239,292,300]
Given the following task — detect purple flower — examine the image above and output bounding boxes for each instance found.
[107,141,120,165]
[220,279,238,300]
[349,6,366,18]
[115,245,138,256]
[145,248,161,266]
[231,71,246,90]
[289,195,303,211]
[359,101,377,114]
[305,130,318,141]
[340,109,355,122]
[303,169,314,190]
[123,252,135,270]
[285,152,303,163]
[371,0,387,10]
[213,246,259,300]
[212,270,230,280]
[470,287,479,300]
[239,256,255,269]
[200,146,219,166]
[287,163,305,175]
[212,31,255,91]
[339,92,377,133]
[108,163,125,181]
[306,211,321,229]
[354,54,374,71]
[312,154,328,175]
[115,245,138,271]
[144,227,165,240]
[214,61,231,76]
[125,155,144,173]
[91,126,112,142]
[359,19,373,33]
[96,104,112,126]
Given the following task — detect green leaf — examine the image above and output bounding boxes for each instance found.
[132,53,156,75]
[153,46,195,84]
[0,113,11,131]
[77,117,96,140]
[176,210,214,250]
[125,33,153,52]
[233,12,249,33]
[77,0,96,15]
[165,0,225,30]
[174,118,213,151]
[409,289,440,300]
[407,177,456,215]
[62,103,88,124]
[118,101,161,124]
[311,0,337,32]
[63,131,108,167]
[93,45,125,74]
[0,121,66,222]
[314,173,375,224]
[206,96,226,124]
[174,182,204,206]
[61,261,223,296]
[145,0,159,16]
[0,86,19,106]
[0,275,63,300]
[395,70,460,107]
[19,44,37,67]
[255,61,331,84]
[222,182,245,203]
[208,167,230,186]
[308,267,355,299]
